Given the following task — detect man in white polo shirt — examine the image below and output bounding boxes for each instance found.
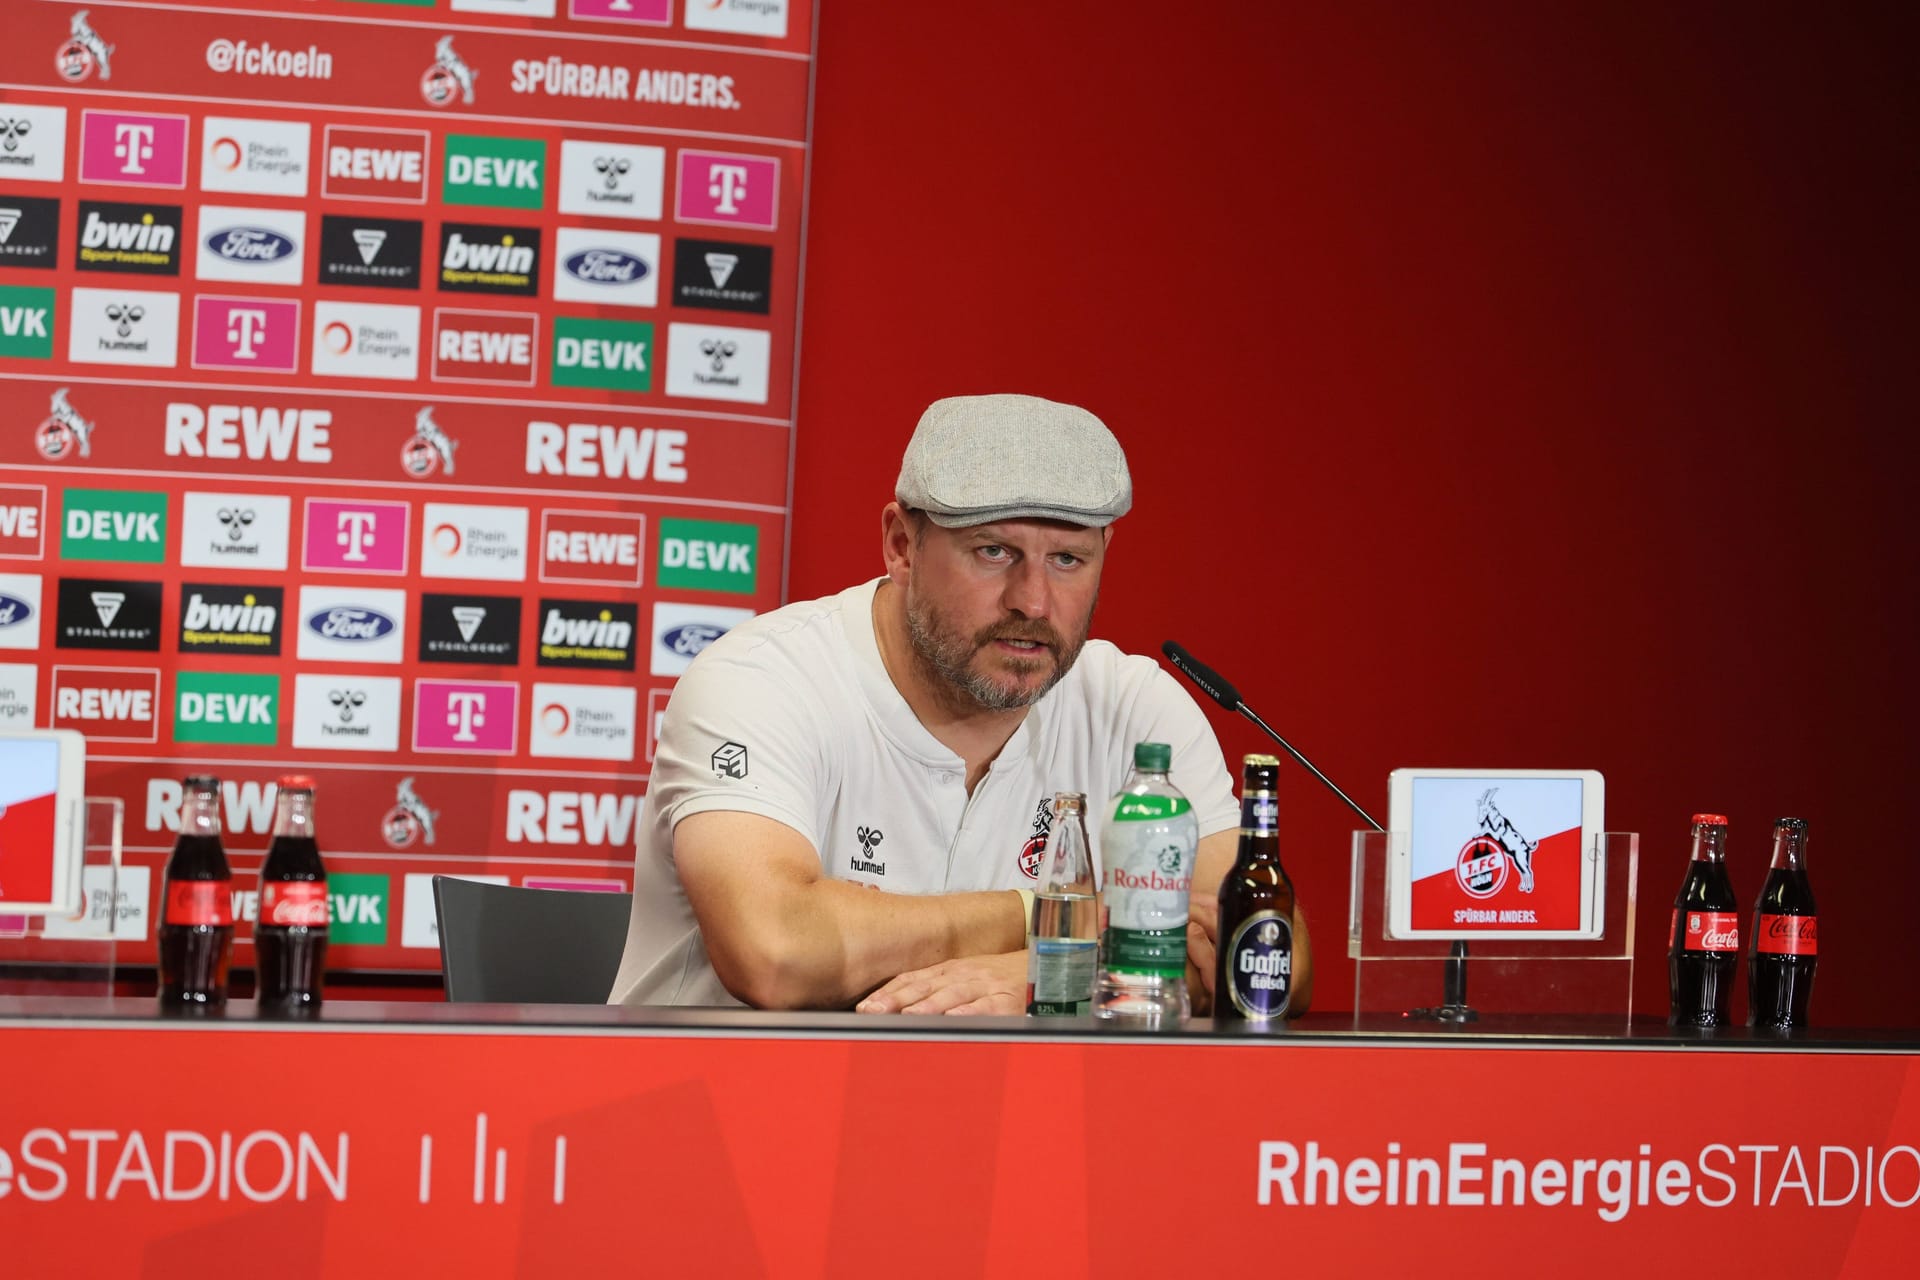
[608,394,1312,1013]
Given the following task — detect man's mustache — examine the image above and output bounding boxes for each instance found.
[974,621,1063,651]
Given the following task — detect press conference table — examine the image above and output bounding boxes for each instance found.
[2,998,1914,1276]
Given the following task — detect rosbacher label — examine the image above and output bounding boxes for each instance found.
[1101,793,1195,976]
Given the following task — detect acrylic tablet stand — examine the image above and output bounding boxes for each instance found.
[1347,830,1639,1024]
[0,797,127,995]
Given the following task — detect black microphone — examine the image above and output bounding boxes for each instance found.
[1162,640,1385,833]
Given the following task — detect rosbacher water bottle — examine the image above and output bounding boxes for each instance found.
[1094,742,1199,1025]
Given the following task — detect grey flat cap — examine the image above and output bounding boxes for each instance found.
[895,394,1133,528]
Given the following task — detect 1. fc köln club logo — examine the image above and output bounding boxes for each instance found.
[1017,797,1054,880]
[56,11,115,83]
[401,406,457,478]
[421,37,476,107]
[36,387,96,461]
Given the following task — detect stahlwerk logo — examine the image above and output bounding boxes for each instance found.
[56,10,115,83]
[402,405,458,478]
[851,825,886,876]
[74,200,183,276]
[383,778,438,850]
[35,387,94,460]
[438,222,540,295]
[537,598,637,671]
[711,741,747,779]
[55,577,161,651]
[0,197,59,270]
[179,582,283,656]
[318,214,422,289]
[419,592,520,664]
[671,238,771,315]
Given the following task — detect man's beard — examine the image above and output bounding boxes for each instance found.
[905,592,1092,712]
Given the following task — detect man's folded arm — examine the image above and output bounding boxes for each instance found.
[674,809,1028,1009]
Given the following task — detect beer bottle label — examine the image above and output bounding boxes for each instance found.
[165,880,234,927]
[1225,909,1292,1020]
[1756,913,1817,956]
[261,881,330,927]
[1240,793,1278,837]
[1680,910,1740,953]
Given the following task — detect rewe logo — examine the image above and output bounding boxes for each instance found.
[431,309,538,386]
[525,421,688,482]
[146,777,279,835]
[165,402,330,462]
[52,666,161,742]
[321,126,430,204]
[676,150,779,230]
[0,487,47,560]
[302,498,409,574]
[415,679,518,754]
[505,789,641,846]
[188,299,302,374]
[80,111,189,188]
[539,510,645,586]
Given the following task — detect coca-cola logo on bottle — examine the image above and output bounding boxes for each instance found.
[1686,911,1741,952]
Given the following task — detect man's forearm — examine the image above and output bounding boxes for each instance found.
[754,878,1027,1009]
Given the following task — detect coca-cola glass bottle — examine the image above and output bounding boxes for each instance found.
[1748,816,1817,1030]
[158,774,235,1012]
[256,776,329,1015]
[1668,813,1740,1027]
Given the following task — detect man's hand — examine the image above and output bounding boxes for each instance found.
[857,950,1025,1016]
[1187,894,1220,1013]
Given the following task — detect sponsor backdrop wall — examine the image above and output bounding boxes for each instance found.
[788,5,1919,1024]
[0,0,809,972]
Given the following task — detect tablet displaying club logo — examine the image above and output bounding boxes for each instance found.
[1454,789,1540,899]
[36,387,96,461]
[383,775,439,848]
[57,10,115,83]
[422,36,476,107]
[402,405,457,478]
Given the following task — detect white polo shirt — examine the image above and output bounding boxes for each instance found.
[608,578,1239,1006]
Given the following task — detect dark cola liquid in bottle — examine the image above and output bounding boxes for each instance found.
[256,777,329,1015]
[158,774,235,1012]
[1748,817,1817,1029]
[1668,813,1740,1027]
[1216,754,1296,1024]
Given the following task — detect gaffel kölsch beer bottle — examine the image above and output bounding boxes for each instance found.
[1215,754,1296,1022]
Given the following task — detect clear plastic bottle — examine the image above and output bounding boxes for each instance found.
[1094,742,1198,1025]
[1027,792,1097,1016]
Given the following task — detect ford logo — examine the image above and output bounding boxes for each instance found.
[565,248,647,285]
[209,227,297,262]
[0,593,33,628]
[663,623,725,656]
[307,607,397,642]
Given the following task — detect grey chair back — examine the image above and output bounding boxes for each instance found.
[432,875,633,1003]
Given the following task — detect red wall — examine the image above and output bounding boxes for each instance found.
[792,4,1920,1024]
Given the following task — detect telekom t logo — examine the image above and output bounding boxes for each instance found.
[114,123,155,175]
[445,691,486,743]
[336,510,379,562]
[226,309,267,360]
[708,164,749,215]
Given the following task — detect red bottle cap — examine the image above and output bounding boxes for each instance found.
[1690,813,1728,826]
[279,775,316,791]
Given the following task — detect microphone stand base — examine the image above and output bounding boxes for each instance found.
[1404,1003,1480,1023]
